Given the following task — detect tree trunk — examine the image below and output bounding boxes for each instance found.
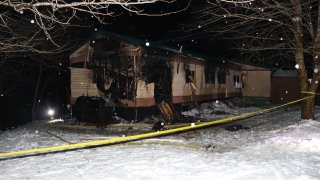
[303,0,320,120]
[301,96,315,120]
[292,0,315,120]
[300,78,319,120]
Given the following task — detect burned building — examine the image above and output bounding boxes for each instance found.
[69,32,243,124]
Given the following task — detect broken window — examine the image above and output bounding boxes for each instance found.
[233,75,243,88]
[217,68,227,84]
[205,66,215,84]
[233,75,239,84]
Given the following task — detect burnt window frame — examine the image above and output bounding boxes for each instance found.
[185,64,196,83]
[205,66,216,84]
[217,67,227,84]
[233,74,243,88]
[233,75,240,84]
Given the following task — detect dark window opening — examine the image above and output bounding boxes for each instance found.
[205,66,215,84]
[233,75,242,88]
[185,65,196,83]
[233,75,240,84]
[218,68,227,84]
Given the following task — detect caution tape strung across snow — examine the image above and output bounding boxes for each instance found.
[0,95,314,159]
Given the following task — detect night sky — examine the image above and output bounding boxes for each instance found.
[90,0,234,58]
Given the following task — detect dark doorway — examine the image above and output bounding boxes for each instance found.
[153,60,173,104]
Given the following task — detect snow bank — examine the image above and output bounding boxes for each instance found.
[1,104,320,180]
[182,99,259,120]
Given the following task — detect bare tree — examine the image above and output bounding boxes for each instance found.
[182,0,320,120]
[0,0,188,58]
[0,16,75,57]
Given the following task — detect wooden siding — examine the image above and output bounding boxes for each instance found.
[70,68,99,104]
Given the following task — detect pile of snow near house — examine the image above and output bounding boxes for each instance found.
[1,99,320,180]
[181,99,260,120]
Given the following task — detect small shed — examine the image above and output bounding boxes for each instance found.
[271,70,300,103]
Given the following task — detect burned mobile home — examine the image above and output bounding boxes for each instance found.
[69,33,243,124]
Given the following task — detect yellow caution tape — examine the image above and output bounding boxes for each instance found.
[301,91,320,95]
[79,137,205,149]
[0,95,313,159]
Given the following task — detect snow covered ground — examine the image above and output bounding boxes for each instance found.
[1,101,320,180]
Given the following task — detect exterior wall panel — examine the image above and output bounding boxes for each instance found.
[271,77,300,103]
[70,57,243,106]
[171,60,242,104]
[70,68,99,104]
[242,65,271,98]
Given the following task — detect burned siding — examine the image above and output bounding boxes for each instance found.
[70,42,93,65]
[69,35,244,123]
[171,57,242,104]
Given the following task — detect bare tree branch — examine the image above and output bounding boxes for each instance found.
[0,0,180,56]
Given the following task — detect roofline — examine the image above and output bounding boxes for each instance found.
[71,31,272,70]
